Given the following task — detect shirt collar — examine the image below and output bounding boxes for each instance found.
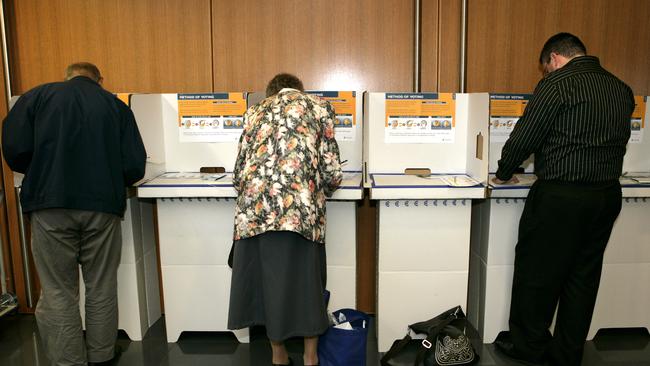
[279,88,300,94]
[69,75,100,86]
[545,55,602,80]
[564,55,600,68]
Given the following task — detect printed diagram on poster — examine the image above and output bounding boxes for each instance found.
[489,94,531,143]
[384,93,456,144]
[177,93,247,143]
[308,91,357,142]
[629,96,646,144]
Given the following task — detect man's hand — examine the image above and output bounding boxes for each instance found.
[492,175,520,185]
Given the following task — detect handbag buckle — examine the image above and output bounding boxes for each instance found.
[421,339,432,349]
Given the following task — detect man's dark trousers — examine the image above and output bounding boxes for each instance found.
[508,180,622,366]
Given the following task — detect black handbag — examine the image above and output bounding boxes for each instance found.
[380,306,478,366]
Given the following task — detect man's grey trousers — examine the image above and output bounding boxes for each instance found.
[31,209,121,366]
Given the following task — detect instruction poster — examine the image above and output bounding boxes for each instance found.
[630,96,646,144]
[489,94,531,143]
[308,91,357,142]
[384,93,456,144]
[177,93,247,143]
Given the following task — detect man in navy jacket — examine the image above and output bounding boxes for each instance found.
[2,62,146,366]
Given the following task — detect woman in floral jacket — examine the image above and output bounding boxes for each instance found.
[228,73,342,366]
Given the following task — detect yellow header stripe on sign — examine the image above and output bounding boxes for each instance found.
[116,93,131,106]
[490,99,528,117]
[385,93,455,127]
[632,96,646,128]
[314,91,356,126]
[177,93,247,125]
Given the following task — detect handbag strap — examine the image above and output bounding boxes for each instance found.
[410,306,463,334]
[380,334,413,366]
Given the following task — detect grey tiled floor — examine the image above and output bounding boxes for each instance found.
[1,314,649,365]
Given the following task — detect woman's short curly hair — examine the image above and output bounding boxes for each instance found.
[265,73,304,97]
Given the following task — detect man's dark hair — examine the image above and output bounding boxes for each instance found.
[65,62,102,82]
[539,33,587,65]
[265,73,304,97]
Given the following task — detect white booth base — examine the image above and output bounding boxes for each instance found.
[468,197,523,344]
[589,196,650,339]
[156,198,245,343]
[469,188,650,343]
[377,199,472,352]
[79,197,162,341]
[154,197,356,343]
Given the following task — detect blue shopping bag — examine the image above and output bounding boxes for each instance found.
[318,308,370,366]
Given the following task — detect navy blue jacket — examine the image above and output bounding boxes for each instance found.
[2,76,146,216]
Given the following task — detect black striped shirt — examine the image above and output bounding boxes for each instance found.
[496,56,635,183]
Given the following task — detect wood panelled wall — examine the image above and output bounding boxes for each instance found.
[212,0,415,92]
[0,31,15,298]
[421,0,462,92]
[467,0,650,94]
[6,0,213,94]
[3,0,650,313]
[7,0,650,117]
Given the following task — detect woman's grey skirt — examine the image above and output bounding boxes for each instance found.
[227,230,329,341]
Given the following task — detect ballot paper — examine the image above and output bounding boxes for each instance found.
[621,172,650,184]
[489,173,537,187]
[200,174,226,181]
[440,175,482,187]
[342,172,359,181]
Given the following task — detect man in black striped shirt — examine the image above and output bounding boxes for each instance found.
[493,33,635,366]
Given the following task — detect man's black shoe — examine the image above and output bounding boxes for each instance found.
[494,331,547,366]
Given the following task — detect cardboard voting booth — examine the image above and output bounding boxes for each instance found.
[364,92,489,351]
[468,94,650,343]
[133,91,364,342]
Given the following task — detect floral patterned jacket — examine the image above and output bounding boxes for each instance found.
[232,88,342,244]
